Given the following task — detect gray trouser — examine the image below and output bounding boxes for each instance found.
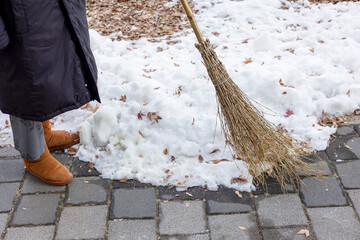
[9,115,46,161]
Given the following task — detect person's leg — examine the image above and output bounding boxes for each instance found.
[9,115,73,185]
[9,115,46,160]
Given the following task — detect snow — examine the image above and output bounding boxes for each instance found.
[1,0,360,191]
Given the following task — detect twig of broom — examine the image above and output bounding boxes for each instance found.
[180,0,320,190]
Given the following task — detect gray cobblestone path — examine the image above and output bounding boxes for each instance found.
[1,123,360,239]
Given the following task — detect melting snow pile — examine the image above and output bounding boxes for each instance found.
[1,0,360,191]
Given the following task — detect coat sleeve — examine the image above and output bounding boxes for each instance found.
[0,14,9,50]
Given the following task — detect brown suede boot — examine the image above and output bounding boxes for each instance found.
[23,147,73,185]
[42,120,80,151]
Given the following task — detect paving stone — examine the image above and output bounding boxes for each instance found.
[56,205,107,240]
[51,152,72,165]
[0,159,25,182]
[159,186,203,200]
[325,136,360,161]
[4,226,55,240]
[110,188,156,219]
[262,227,312,240]
[0,213,8,234]
[299,177,348,207]
[208,213,259,240]
[0,147,20,158]
[22,174,65,194]
[335,126,356,136]
[347,190,360,216]
[0,182,20,212]
[335,160,360,189]
[160,234,210,240]
[159,201,207,235]
[10,194,61,226]
[65,177,109,205]
[205,186,252,214]
[298,151,333,176]
[113,179,153,188]
[353,124,360,135]
[308,207,360,240]
[255,194,307,227]
[253,177,295,195]
[71,158,100,177]
[108,219,157,240]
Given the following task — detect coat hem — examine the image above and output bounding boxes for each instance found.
[0,98,94,122]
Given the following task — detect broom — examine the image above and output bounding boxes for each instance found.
[180,0,317,189]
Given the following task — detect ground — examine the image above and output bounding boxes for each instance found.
[1,122,360,239]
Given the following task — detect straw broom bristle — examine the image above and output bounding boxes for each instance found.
[196,39,319,190]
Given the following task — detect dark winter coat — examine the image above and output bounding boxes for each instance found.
[0,0,100,121]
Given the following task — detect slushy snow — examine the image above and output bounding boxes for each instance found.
[1,0,360,191]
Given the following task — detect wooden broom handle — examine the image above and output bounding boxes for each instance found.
[180,0,205,44]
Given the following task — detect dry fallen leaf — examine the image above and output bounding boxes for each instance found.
[346,89,350,97]
[210,149,220,154]
[297,229,310,238]
[243,58,252,64]
[238,226,246,231]
[139,130,145,138]
[120,95,127,102]
[231,177,248,184]
[146,112,162,123]
[234,190,243,198]
[185,192,193,197]
[87,162,95,167]
[212,159,230,164]
[198,155,204,163]
[164,148,168,155]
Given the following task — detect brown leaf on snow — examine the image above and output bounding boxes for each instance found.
[198,155,204,163]
[177,179,188,187]
[346,89,350,97]
[212,32,220,36]
[212,159,230,164]
[120,95,127,102]
[279,79,295,88]
[164,148,168,155]
[231,177,248,184]
[171,156,176,162]
[285,48,295,54]
[243,58,252,64]
[297,229,310,238]
[139,130,145,138]
[210,149,220,154]
[146,112,162,123]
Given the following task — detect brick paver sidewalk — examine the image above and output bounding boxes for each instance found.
[0,125,360,240]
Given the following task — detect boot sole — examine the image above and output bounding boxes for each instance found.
[25,169,73,186]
